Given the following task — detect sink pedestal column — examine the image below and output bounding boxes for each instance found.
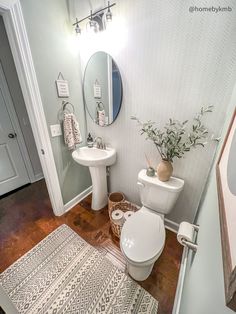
[89,166,107,210]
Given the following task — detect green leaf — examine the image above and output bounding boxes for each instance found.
[132,106,213,162]
[196,143,205,147]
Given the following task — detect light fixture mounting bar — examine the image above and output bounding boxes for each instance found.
[72,2,116,26]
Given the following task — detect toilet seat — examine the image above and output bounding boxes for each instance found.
[120,208,165,264]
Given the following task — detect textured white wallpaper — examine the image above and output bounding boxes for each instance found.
[70,0,236,224]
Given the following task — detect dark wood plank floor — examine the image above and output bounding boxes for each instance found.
[0,180,183,314]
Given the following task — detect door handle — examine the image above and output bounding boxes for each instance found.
[8,133,17,139]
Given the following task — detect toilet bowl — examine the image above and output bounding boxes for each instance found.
[120,169,184,281]
[120,206,165,281]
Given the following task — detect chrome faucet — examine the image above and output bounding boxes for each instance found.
[95,137,106,149]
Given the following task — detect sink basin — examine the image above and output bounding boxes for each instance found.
[72,146,116,210]
[72,147,116,167]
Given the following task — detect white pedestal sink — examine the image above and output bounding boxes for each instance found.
[72,146,116,210]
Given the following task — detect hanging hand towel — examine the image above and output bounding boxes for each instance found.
[63,113,82,150]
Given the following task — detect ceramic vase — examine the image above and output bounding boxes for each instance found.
[157,159,173,182]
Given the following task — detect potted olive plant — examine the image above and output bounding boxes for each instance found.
[132,106,213,181]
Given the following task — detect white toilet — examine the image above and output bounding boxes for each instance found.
[120,169,184,281]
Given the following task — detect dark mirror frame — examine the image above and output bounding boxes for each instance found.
[82,51,123,127]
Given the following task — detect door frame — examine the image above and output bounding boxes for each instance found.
[0,0,64,215]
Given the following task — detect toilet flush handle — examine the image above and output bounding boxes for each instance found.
[137,181,145,188]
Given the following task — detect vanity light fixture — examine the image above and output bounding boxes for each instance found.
[73,1,116,35]
[75,18,81,34]
[106,1,112,22]
[87,10,99,33]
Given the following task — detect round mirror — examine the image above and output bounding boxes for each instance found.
[83,51,122,126]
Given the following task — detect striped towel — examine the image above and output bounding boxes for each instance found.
[63,113,82,150]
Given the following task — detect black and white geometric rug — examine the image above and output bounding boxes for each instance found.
[0,224,158,313]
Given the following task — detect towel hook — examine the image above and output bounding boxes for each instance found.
[62,101,75,113]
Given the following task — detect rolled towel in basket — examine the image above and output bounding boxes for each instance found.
[124,211,134,221]
[111,209,124,226]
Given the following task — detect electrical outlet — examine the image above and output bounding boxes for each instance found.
[50,124,62,137]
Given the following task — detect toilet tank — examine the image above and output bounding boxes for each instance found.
[137,169,184,215]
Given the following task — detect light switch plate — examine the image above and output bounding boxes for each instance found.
[50,124,62,137]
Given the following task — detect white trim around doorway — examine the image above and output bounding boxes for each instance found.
[0,0,64,215]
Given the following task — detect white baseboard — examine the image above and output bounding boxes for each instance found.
[31,172,44,182]
[172,247,189,314]
[164,218,179,233]
[64,186,92,213]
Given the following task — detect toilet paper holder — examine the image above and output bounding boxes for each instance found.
[181,224,199,252]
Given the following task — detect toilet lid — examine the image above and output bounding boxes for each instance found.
[120,210,165,263]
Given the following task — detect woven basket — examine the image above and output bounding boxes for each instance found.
[108,192,125,218]
[110,201,139,238]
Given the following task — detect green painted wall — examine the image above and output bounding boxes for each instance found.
[20,0,91,204]
[180,84,236,314]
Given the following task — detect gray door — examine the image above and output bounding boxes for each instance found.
[0,87,29,196]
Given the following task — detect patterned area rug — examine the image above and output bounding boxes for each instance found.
[0,224,158,313]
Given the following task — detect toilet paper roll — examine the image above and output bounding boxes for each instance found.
[111,209,124,226]
[177,222,194,246]
[124,211,134,221]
